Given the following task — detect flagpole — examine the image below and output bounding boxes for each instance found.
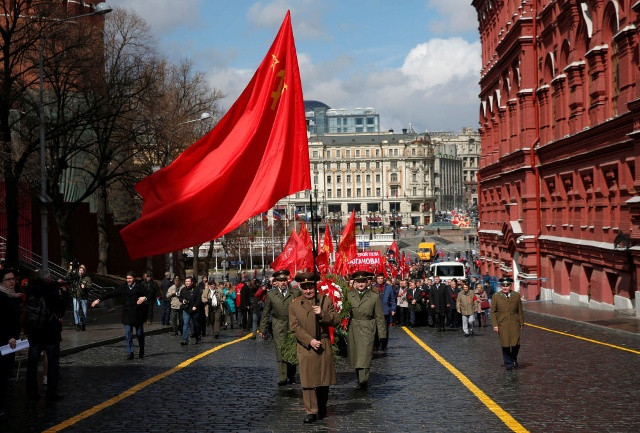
[271,219,275,263]
[309,188,320,341]
[261,215,265,274]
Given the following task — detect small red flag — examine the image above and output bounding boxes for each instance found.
[120,11,309,259]
[388,239,399,258]
[333,211,357,276]
[316,225,333,276]
[271,231,304,276]
[297,222,314,272]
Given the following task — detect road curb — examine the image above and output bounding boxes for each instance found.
[60,326,172,357]
[524,308,640,339]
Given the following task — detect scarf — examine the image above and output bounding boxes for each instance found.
[0,285,23,299]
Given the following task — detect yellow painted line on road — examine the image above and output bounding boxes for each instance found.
[403,327,529,433]
[43,333,253,433]
[525,323,640,355]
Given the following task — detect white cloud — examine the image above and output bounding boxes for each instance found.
[401,38,481,91]
[426,0,479,34]
[247,0,327,39]
[298,37,481,132]
[176,36,480,133]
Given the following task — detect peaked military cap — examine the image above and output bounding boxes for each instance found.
[294,272,318,286]
[351,270,373,282]
[272,269,291,281]
[499,277,514,285]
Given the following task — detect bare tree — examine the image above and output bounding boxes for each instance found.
[0,0,51,266]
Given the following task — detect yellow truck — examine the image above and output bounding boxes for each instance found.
[417,242,437,262]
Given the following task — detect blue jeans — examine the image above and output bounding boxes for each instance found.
[182,310,201,342]
[73,298,88,325]
[124,323,144,354]
[252,310,262,337]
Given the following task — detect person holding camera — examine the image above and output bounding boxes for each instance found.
[66,261,91,331]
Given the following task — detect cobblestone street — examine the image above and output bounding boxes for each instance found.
[2,308,639,433]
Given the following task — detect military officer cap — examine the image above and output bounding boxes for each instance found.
[499,276,514,286]
[294,272,318,287]
[351,270,373,282]
[272,269,290,281]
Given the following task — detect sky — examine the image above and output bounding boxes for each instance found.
[108,0,481,133]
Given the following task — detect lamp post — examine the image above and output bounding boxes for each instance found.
[39,2,112,271]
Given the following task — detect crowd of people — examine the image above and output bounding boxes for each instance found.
[0,256,523,425]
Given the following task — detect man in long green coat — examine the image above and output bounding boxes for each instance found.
[258,269,301,385]
[346,270,386,389]
[490,277,524,370]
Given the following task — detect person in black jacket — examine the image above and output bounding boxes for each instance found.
[25,269,68,401]
[0,269,24,417]
[179,276,202,345]
[92,271,148,360]
[429,276,452,331]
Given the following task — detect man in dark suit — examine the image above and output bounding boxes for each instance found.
[429,276,451,331]
[373,273,395,350]
[92,271,148,360]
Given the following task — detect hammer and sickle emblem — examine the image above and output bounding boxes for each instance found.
[271,68,287,110]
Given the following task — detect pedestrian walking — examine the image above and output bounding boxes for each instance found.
[66,262,91,331]
[429,276,451,331]
[456,283,478,336]
[166,276,184,335]
[0,269,24,418]
[257,269,301,386]
[289,272,340,423]
[346,271,386,389]
[25,269,68,400]
[160,272,172,326]
[179,277,203,345]
[490,277,524,370]
[91,271,148,360]
[203,279,224,339]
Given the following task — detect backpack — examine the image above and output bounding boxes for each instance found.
[25,294,58,332]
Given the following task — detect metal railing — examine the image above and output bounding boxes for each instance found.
[0,235,104,290]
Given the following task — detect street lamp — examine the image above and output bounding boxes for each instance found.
[39,2,113,270]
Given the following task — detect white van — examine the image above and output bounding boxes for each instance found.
[429,261,466,282]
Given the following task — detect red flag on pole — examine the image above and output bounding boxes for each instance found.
[333,211,357,276]
[271,231,303,276]
[297,222,314,272]
[316,225,333,276]
[120,11,309,259]
[388,239,399,258]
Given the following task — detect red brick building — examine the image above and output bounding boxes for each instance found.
[473,0,639,311]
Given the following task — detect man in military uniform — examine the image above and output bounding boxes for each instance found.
[346,270,386,389]
[289,272,340,423]
[258,269,301,385]
[490,277,524,370]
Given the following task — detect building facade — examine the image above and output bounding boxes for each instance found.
[275,125,477,234]
[430,127,481,209]
[473,0,640,311]
[305,101,381,135]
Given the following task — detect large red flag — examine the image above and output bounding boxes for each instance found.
[316,225,333,276]
[333,211,357,276]
[297,222,314,272]
[271,231,303,276]
[120,11,309,259]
